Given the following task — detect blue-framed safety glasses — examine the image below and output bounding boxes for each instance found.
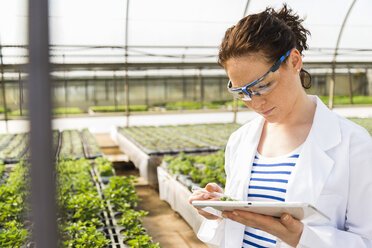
[227,47,294,101]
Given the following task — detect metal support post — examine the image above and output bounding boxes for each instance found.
[0,42,8,130]
[348,68,353,104]
[199,69,204,109]
[124,0,130,127]
[85,80,89,101]
[63,54,67,115]
[145,74,149,107]
[164,79,167,100]
[114,71,118,111]
[19,70,23,116]
[28,0,57,247]
[105,80,109,101]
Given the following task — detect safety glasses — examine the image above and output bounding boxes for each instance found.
[227,48,294,101]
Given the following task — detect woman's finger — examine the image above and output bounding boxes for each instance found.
[196,208,221,220]
[205,183,223,193]
[280,213,304,233]
[189,191,220,204]
[188,192,207,204]
[222,210,287,234]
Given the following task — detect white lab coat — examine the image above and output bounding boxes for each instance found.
[197,96,372,248]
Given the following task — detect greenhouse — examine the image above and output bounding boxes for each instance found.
[0,0,372,247]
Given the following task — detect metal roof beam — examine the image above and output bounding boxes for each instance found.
[329,0,358,108]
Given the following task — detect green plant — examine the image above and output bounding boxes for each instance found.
[225,100,248,108]
[89,105,148,112]
[119,123,240,154]
[0,134,28,161]
[53,107,83,115]
[57,159,102,223]
[0,161,5,177]
[103,176,138,210]
[0,161,30,246]
[59,130,84,159]
[151,102,166,107]
[220,196,238,201]
[118,209,147,237]
[165,101,202,110]
[0,221,29,247]
[9,109,28,116]
[319,95,372,105]
[165,150,226,188]
[9,107,83,116]
[211,100,230,105]
[82,129,102,157]
[65,193,103,222]
[95,157,114,177]
[117,209,160,247]
[0,162,29,224]
[0,107,11,113]
[61,221,110,248]
[126,234,161,248]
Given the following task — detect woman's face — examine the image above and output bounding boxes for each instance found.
[225,52,303,123]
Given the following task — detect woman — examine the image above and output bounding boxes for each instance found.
[189,5,372,248]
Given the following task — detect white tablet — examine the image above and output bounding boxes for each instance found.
[192,201,330,222]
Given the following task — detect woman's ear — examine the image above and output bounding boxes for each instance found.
[290,49,302,72]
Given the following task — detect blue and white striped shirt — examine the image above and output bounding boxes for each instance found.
[242,146,302,248]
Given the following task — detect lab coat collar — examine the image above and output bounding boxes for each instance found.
[286,96,341,204]
[308,95,341,151]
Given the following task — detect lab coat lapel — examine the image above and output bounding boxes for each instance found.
[286,96,341,204]
[285,136,334,204]
[236,116,265,200]
[224,117,264,247]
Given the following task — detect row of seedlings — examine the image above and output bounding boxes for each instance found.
[0,161,32,247]
[116,123,240,184]
[0,133,29,164]
[58,129,104,160]
[57,157,160,248]
[93,157,161,248]
[157,150,227,233]
[0,158,158,247]
[118,126,208,155]
[162,150,226,191]
[21,130,61,162]
[58,158,112,247]
[58,130,85,160]
[0,134,14,151]
[81,128,104,159]
[0,128,99,164]
[117,123,241,155]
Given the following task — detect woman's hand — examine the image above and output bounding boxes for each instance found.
[222,210,303,247]
[188,183,224,220]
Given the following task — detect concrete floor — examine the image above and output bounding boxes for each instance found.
[135,186,208,248]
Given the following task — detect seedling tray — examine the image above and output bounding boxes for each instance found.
[0,134,15,151]
[116,130,162,185]
[80,130,104,159]
[157,166,205,233]
[116,129,223,186]
[90,165,128,248]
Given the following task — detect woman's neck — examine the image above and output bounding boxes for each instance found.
[269,92,316,129]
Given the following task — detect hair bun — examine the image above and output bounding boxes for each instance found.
[274,4,310,54]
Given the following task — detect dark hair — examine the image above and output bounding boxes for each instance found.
[218,4,312,89]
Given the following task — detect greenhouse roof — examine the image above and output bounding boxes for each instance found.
[1,0,372,65]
